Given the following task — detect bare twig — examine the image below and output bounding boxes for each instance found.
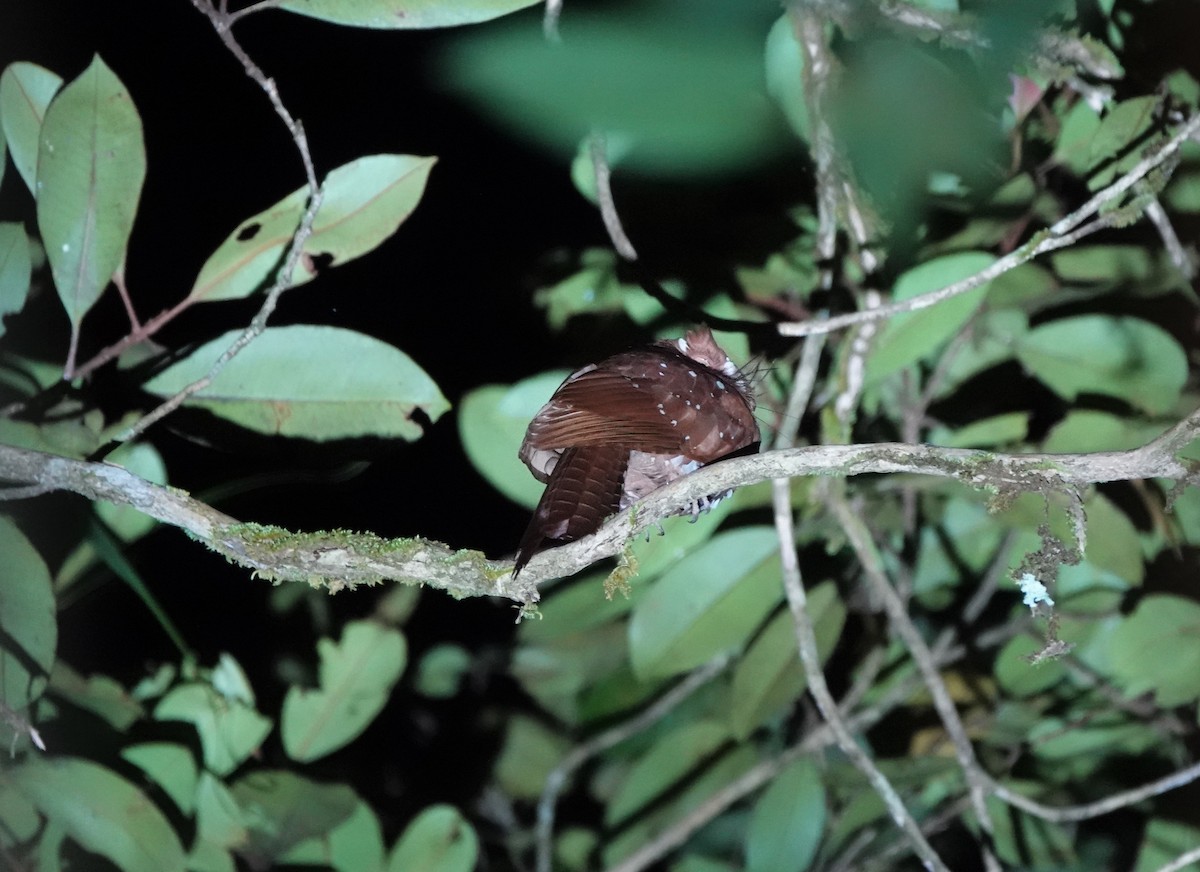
[118,0,325,442]
[776,112,1200,338]
[989,758,1200,824]
[776,478,950,871]
[542,0,562,42]
[537,656,730,872]
[826,491,1000,869]
[590,133,638,261]
[1143,192,1196,280]
[1155,845,1200,872]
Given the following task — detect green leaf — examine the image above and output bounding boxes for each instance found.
[1083,492,1143,586]
[927,411,1029,448]
[629,527,783,680]
[282,620,407,762]
[1134,819,1200,872]
[994,634,1067,697]
[764,14,809,142]
[0,62,63,193]
[0,223,31,336]
[605,720,729,825]
[730,582,845,739]
[36,56,146,338]
[1109,596,1200,706]
[230,770,357,865]
[1016,315,1187,414]
[282,799,386,872]
[1042,410,1166,453]
[929,308,1027,401]
[387,805,479,872]
[189,154,435,303]
[1083,96,1160,189]
[866,252,995,381]
[441,10,784,176]
[191,773,247,872]
[413,643,472,699]
[154,682,272,776]
[143,325,449,441]
[47,662,144,731]
[493,714,571,799]
[121,742,199,815]
[985,793,1076,868]
[11,756,186,872]
[0,516,56,715]
[458,370,569,509]
[745,758,825,872]
[603,745,758,867]
[512,619,630,724]
[279,0,539,29]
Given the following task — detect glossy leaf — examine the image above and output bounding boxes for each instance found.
[0,62,63,192]
[143,325,449,441]
[0,516,56,714]
[282,620,407,762]
[413,643,472,699]
[994,634,1067,697]
[279,0,538,29]
[121,742,199,815]
[927,411,1029,448]
[730,581,845,739]
[1042,411,1167,453]
[929,308,1027,401]
[1109,596,1200,706]
[493,714,571,799]
[189,154,435,303]
[764,14,810,142]
[866,251,995,381]
[387,805,479,872]
[605,720,729,825]
[37,56,145,335]
[0,223,31,336]
[603,745,759,866]
[441,10,784,176]
[48,662,144,731]
[230,770,357,865]
[1134,819,1200,872]
[745,758,825,872]
[629,527,783,680]
[11,756,186,872]
[282,799,386,872]
[154,682,272,776]
[192,773,248,871]
[1016,315,1187,414]
[458,370,569,509]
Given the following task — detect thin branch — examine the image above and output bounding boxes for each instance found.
[119,0,325,442]
[776,112,1200,338]
[988,758,1200,824]
[1143,192,1196,280]
[1155,845,1200,872]
[775,478,949,871]
[536,656,730,872]
[542,0,562,42]
[590,133,638,261]
[826,491,999,869]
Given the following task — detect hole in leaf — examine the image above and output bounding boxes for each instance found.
[309,252,334,272]
[236,222,262,242]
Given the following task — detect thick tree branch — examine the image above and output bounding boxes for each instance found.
[1,407,1195,596]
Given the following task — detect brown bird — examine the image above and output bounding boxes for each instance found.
[513,326,760,575]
